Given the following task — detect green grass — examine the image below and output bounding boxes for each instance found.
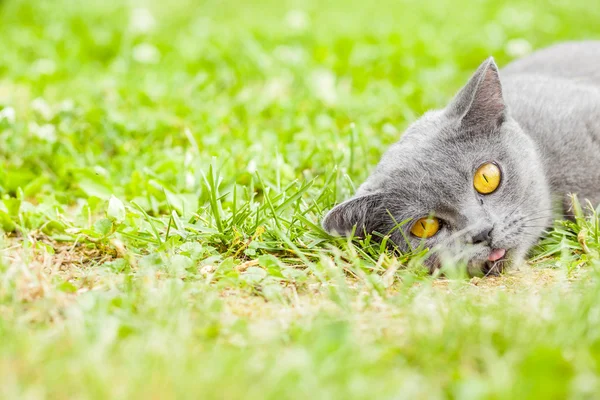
[1,0,600,398]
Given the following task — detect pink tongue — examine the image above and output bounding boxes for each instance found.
[488,248,506,262]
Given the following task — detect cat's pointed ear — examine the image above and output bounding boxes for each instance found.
[322,193,386,236]
[446,57,506,129]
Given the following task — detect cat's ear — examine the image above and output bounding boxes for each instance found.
[322,193,386,236]
[446,57,506,129]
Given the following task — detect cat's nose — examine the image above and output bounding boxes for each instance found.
[471,227,493,245]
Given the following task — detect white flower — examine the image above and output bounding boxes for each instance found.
[382,123,398,135]
[285,10,310,31]
[184,151,194,166]
[94,166,108,176]
[0,107,16,124]
[30,123,57,142]
[132,43,160,64]
[60,99,75,112]
[32,59,56,76]
[247,160,257,174]
[274,45,305,65]
[505,38,532,58]
[310,69,337,105]
[129,7,156,34]
[31,98,53,120]
[263,77,289,102]
[185,172,195,188]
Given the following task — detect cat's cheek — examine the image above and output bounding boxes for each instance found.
[420,251,442,273]
[415,236,443,252]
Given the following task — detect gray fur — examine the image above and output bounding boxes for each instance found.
[323,41,600,274]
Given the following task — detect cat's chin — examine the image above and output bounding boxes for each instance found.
[469,248,528,276]
[432,245,514,276]
[463,259,503,277]
[479,259,507,276]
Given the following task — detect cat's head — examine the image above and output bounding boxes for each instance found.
[322,58,553,274]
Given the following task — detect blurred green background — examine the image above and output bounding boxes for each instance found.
[2,0,598,207]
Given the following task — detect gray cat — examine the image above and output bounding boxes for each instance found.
[322,41,600,275]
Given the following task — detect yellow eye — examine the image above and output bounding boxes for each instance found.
[473,162,501,194]
[410,217,440,238]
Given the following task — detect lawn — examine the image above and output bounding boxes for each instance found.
[1,0,600,398]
